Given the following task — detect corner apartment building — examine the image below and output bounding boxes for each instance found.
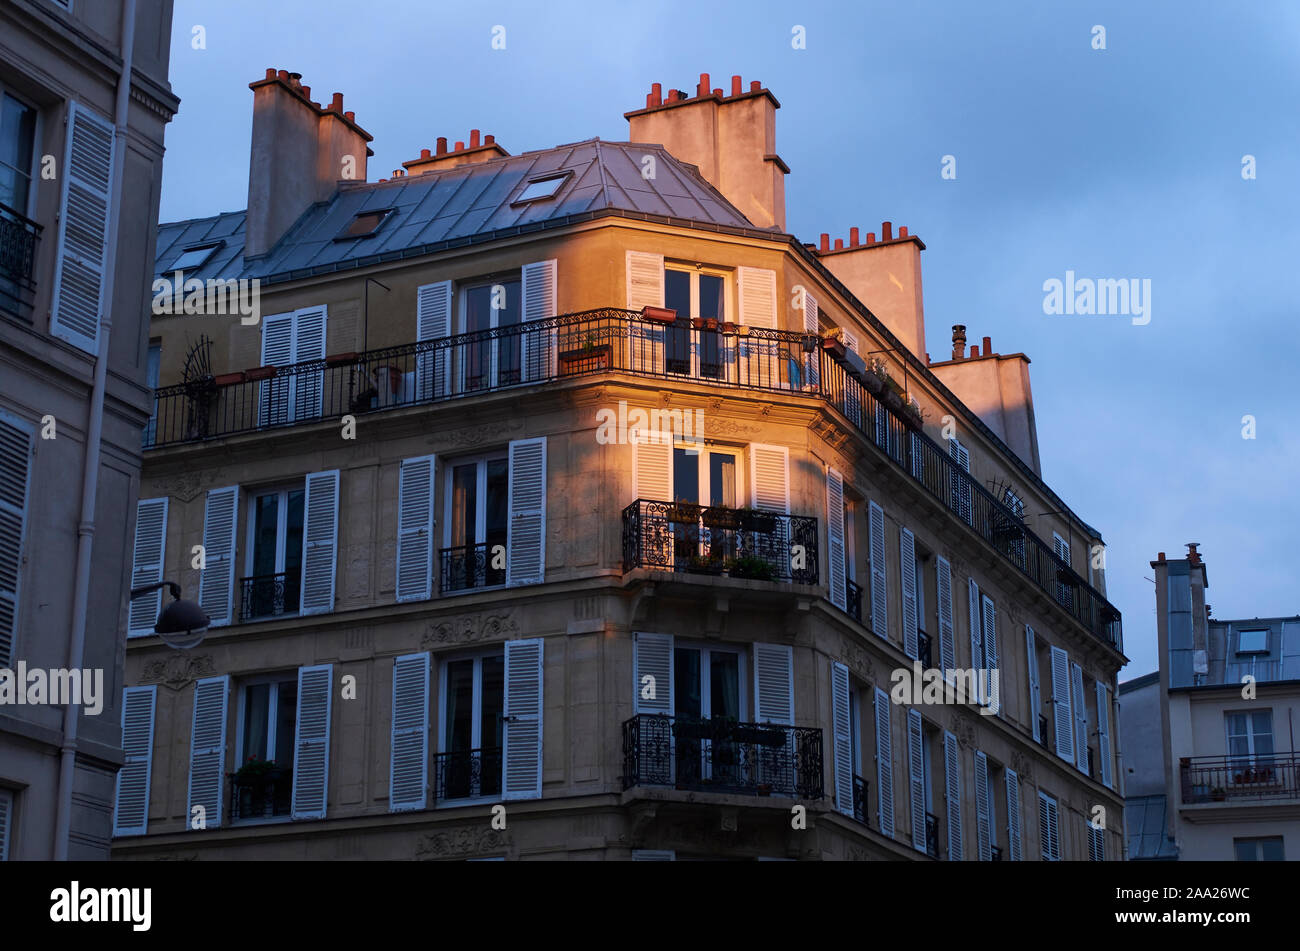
[0,0,177,859]
[1123,544,1300,860]
[112,69,1124,861]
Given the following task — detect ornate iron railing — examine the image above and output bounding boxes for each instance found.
[621,498,818,585]
[238,568,301,622]
[229,769,292,821]
[925,812,939,858]
[434,747,503,801]
[622,713,823,800]
[1180,754,1300,804]
[439,541,507,593]
[846,578,863,623]
[0,201,40,317]
[852,773,869,826]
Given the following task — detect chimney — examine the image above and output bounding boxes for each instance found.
[816,220,927,359]
[625,74,787,230]
[950,325,966,361]
[402,132,510,175]
[246,68,373,257]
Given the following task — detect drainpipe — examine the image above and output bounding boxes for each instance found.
[53,0,137,860]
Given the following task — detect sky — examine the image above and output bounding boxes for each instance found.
[159,0,1300,679]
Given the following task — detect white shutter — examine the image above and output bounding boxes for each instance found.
[50,101,114,355]
[626,251,664,310]
[936,556,955,673]
[0,788,10,860]
[868,500,887,639]
[128,497,168,636]
[633,438,672,501]
[1071,662,1089,774]
[633,632,674,715]
[874,687,894,837]
[831,661,853,817]
[1005,769,1023,860]
[907,709,926,853]
[198,486,239,627]
[842,330,862,427]
[522,259,558,382]
[738,267,778,388]
[631,849,675,861]
[967,578,982,673]
[1089,821,1105,861]
[503,637,544,800]
[292,305,327,420]
[949,437,971,524]
[258,312,294,426]
[300,470,339,615]
[1054,533,1073,606]
[416,280,452,399]
[749,443,789,513]
[974,749,991,861]
[1026,627,1042,742]
[753,642,793,724]
[1096,681,1113,788]
[1050,646,1074,763]
[506,437,546,586]
[943,731,962,860]
[113,685,156,836]
[803,289,820,388]
[981,594,998,709]
[1038,792,1059,860]
[0,415,34,668]
[826,468,846,611]
[390,652,430,811]
[292,664,333,819]
[187,675,229,830]
[396,456,436,602]
[901,527,918,660]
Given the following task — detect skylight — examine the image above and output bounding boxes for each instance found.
[514,175,568,204]
[170,243,221,271]
[1237,629,1268,654]
[334,208,394,240]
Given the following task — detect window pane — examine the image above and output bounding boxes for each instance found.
[451,463,477,548]
[1234,839,1256,861]
[497,279,521,383]
[464,285,493,388]
[673,448,699,503]
[709,652,740,720]
[665,270,691,374]
[709,453,736,508]
[485,458,508,585]
[0,94,36,211]
[284,489,305,571]
[481,656,504,750]
[674,648,701,719]
[664,270,691,317]
[1251,711,1272,736]
[1260,838,1284,861]
[445,660,474,752]
[698,274,724,320]
[241,684,271,763]
[274,679,297,766]
[251,495,280,577]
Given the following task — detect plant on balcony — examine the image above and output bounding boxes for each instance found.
[234,755,284,785]
[1210,786,1226,801]
[664,501,703,524]
[687,553,725,574]
[726,555,776,581]
[738,508,777,534]
[700,507,740,530]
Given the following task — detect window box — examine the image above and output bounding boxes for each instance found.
[212,371,246,387]
[665,501,703,524]
[325,351,359,367]
[245,365,278,382]
[641,306,678,325]
[687,553,726,574]
[820,336,843,357]
[558,344,611,373]
[726,555,776,581]
[739,509,777,533]
[700,507,740,530]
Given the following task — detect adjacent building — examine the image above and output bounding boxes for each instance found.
[0,0,177,859]
[112,69,1125,860]
[1122,544,1300,860]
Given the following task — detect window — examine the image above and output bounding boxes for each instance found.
[242,485,305,619]
[1237,629,1268,654]
[1053,532,1073,609]
[233,675,297,820]
[999,487,1026,568]
[1234,836,1284,861]
[1037,791,1060,860]
[513,174,569,204]
[334,208,393,240]
[1226,710,1273,767]
[1088,820,1105,861]
[673,643,745,787]
[168,243,221,272]
[664,266,727,377]
[461,275,521,390]
[0,92,37,214]
[0,787,12,860]
[439,653,505,800]
[948,437,971,524]
[443,453,509,590]
[142,341,161,448]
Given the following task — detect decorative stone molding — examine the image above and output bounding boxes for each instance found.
[433,419,524,451]
[705,417,761,437]
[414,826,507,859]
[139,654,215,691]
[1009,749,1034,784]
[840,643,876,685]
[950,712,976,750]
[157,472,205,503]
[422,613,518,647]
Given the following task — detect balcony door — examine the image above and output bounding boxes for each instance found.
[460,277,521,392]
[673,645,745,788]
[672,444,740,568]
[664,267,727,379]
[440,654,504,800]
[444,455,509,591]
[234,676,297,820]
[243,486,304,619]
[1226,711,1274,774]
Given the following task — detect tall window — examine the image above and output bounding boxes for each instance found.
[444,453,509,589]
[664,266,726,377]
[0,92,37,214]
[441,653,504,799]
[1226,711,1273,767]
[671,444,741,566]
[462,276,521,390]
[238,676,297,767]
[243,486,305,618]
[674,644,744,787]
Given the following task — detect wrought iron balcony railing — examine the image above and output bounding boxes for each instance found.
[439,541,507,593]
[434,747,503,801]
[1180,754,1300,804]
[846,578,863,623]
[145,305,1122,653]
[852,773,869,826]
[229,768,292,821]
[0,201,40,317]
[238,568,301,622]
[918,630,932,669]
[621,498,818,585]
[925,812,939,858]
[622,713,824,800]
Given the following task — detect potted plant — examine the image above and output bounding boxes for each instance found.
[234,754,283,786]
[691,316,719,332]
[700,506,740,530]
[864,356,889,396]
[726,555,776,581]
[559,331,611,372]
[719,321,739,334]
[664,501,702,524]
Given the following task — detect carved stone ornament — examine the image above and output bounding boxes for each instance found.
[415,826,507,859]
[422,613,519,647]
[139,653,215,691]
[158,471,204,503]
[1009,749,1034,784]
[950,712,977,751]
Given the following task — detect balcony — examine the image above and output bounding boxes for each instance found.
[925,812,939,858]
[621,499,818,585]
[846,578,863,623]
[1180,755,1300,804]
[238,569,301,622]
[439,542,506,594]
[433,747,503,802]
[0,201,41,318]
[852,773,869,827]
[229,768,292,822]
[622,714,824,800]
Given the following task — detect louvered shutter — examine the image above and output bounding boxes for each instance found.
[936,556,955,673]
[0,789,10,860]
[831,662,853,817]
[632,439,673,567]
[50,101,114,355]
[416,280,452,400]
[737,266,777,387]
[396,456,435,601]
[627,251,665,374]
[1026,627,1042,742]
[187,675,229,830]
[874,687,894,837]
[968,578,982,673]
[390,652,430,811]
[522,259,557,382]
[258,312,293,426]
[1038,792,1059,860]
[753,642,793,724]
[292,664,333,819]
[300,470,339,615]
[826,468,846,611]
[981,594,998,708]
[1071,662,1088,774]
[1089,821,1105,861]
[944,731,962,860]
[128,497,168,636]
[634,632,674,715]
[974,750,991,861]
[198,486,239,627]
[949,437,971,524]
[907,709,926,853]
[503,637,544,800]
[1054,534,1073,606]
[802,290,820,389]
[1049,646,1074,763]
[1096,682,1113,788]
[749,443,790,513]
[842,330,861,426]
[868,501,887,639]
[293,305,327,420]
[506,437,546,586]
[901,527,918,660]
[113,685,156,836]
[0,415,34,667]
[1005,769,1023,860]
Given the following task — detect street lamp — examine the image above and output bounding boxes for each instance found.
[129,581,209,650]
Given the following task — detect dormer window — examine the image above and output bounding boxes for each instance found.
[512,173,569,205]
[334,208,394,240]
[1237,629,1268,654]
[169,242,222,271]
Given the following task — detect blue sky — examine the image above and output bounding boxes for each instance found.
[161,1,1300,678]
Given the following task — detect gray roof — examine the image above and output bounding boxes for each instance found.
[153,139,758,284]
[1124,795,1179,860]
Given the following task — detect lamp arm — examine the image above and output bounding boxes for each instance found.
[129,580,182,601]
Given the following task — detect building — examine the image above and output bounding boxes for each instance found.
[0,0,177,860]
[1123,544,1300,860]
[111,69,1125,861]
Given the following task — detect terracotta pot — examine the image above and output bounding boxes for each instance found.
[325,351,359,367]
[821,337,846,358]
[641,306,678,325]
[245,366,277,381]
[212,371,246,387]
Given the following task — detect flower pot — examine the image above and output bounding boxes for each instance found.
[700,507,740,530]
[245,366,277,381]
[720,322,739,334]
[212,371,246,387]
[820,337,844,358]
[325,351,359,367]
[641,306,678,326]
[691,317,719,331]
[664,502,702,524]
